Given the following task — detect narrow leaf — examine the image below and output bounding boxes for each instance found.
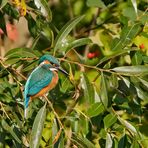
[54,15,85,52]
[112,65,148,76]
[30,103,46,148]
[34,0,52,21]
[0,0,8,9]
[111,23,142,51]
[100,72,108,108]
[81,73,95,104]
[87,102,104,117]
[105,133,112,148]
[64,38,92,52]
[1,120,22,144]
[131,0,138,15]
[103,114,117,129]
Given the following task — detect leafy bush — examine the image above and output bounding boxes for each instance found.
[0,0,148,147]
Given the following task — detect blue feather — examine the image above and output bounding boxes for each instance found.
[24,64,53,109]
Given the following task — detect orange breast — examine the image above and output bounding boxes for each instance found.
[31,71,59,98]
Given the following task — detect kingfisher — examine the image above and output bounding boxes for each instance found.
[24,55,68,118]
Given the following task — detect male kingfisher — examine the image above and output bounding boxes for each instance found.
[24,55,68,118]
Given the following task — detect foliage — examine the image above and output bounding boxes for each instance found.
[0,0,148,147]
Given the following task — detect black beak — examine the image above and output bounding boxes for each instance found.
[58,67,69,75]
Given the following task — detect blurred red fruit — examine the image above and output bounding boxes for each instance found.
[6,23,18,42]
[0,28,4,35]
[87,52,95,59]
[139,43,145,49]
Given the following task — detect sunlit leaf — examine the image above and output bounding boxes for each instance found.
[30,103,46,148]
[105,133,112,148]
[86,0,106,8]
[111,23,142,51]
[87,102,104,117]
[64,38,92,52]
[131,0,137,15]
[112,65,148,76]
[103,114,117,129]
[34,0,52,21]
[54,15,85,53]
[0,0,8,9]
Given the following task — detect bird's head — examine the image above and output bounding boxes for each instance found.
[39,55,68,75]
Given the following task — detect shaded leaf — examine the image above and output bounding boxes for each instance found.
[54,15,85,53]
[87,102,104,117]
[131,51,142,65]
[30,103,46,148]
[118,135,127,148]
[1,120,22,144]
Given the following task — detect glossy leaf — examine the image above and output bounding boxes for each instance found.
[105,133,112,148]
[64,38,92,52]
[81,73,95,104]
[100,72,108,108]
[112,65,148,76]
[87,102,105,117]
[34,0,52,21]
[30,103,46,148]
[103,114,117,129]
[54,15,85,53]
[131,0,137,15]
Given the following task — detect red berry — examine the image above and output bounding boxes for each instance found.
[87,52,95,59]
[139,43,145,49]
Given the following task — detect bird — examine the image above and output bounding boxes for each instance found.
[24,54,68,118]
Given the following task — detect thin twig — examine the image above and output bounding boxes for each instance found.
[43,95,63,129]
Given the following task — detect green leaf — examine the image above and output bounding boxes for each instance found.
[118,118,138,135]
[105,133,112,148]
[97,48,137,66]
[0,0,8,9]
[103,114,117,129]
[87,102,105,117]
[131,0,138,15]
[81,73,95,104]
[111,22,142,51]
[1,120,22,144]
[131,51,143,65]
[54,15,85,53]
[86,0,106,8]
[100,72,108,108]
[30,103,46,148]
[5,47,37,58]
[72,133,95,148]
[34,0,52,21]
[64,38,92,52]
[112,65,148,76]
[118,135,127,148]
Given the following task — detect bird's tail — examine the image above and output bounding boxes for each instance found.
[24,96,30,119]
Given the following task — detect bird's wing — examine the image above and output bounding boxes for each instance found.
[25,66,53,96]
